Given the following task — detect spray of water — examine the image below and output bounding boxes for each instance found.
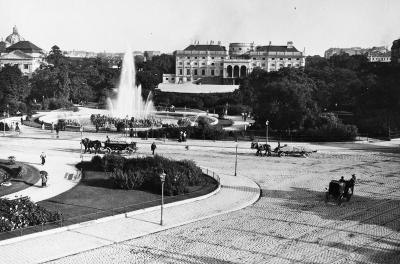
[108,47,155,119]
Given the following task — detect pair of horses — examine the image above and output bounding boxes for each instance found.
[81,138,102,154]
[251,142,272,156]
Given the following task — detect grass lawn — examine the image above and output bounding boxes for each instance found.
[38,170,217,226]
[0,160,40,197]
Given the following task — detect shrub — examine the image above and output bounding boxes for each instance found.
[0,198,62,232]
[90,155,104,171]
[95,155,205,195]
[0,168,9,184]
[8,156,16,165]
[0,122,10,131]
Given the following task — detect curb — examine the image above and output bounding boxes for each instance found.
[0,178,222,246]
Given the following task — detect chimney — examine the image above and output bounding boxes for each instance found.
[287,41,293,49]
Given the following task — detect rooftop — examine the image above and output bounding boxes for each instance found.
[184,44,226,52]
[256,45,299,52]
[6,41,43,54]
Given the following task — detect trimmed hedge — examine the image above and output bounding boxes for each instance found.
[138,125,228,140]
[97,155,205,196]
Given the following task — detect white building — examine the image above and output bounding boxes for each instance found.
[163,41,305,86]
[0,26,44,77]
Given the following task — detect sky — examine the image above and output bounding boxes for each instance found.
[0,0,399,56]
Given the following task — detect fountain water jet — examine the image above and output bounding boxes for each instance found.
[108,47,155,119]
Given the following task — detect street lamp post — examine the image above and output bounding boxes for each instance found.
[80,125,83,161]
[159,171,166,225]
[2,112,6,136]
[234,141,238,176]
[265,120,269,145]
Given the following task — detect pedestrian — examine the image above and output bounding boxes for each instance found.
[151,142,156,155]
[40,171,48,187]
[51,122,54,132]
[55,125,59,138]
[106,135,110,143]
[40,152,46,165]
[41,122,45,130]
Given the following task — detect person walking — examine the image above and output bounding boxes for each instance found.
[40,152,46,165]
[40,171,48,187]
[151,142,157,155]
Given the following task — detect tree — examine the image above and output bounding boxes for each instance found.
[242,68,318,130]
[0,65,30,113]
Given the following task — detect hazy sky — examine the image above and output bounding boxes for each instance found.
[1,0,399,55]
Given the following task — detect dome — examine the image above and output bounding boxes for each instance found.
[5,26,24,46]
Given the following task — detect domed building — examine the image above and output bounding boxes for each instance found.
[5,26,25,47]
[0,26,44,77]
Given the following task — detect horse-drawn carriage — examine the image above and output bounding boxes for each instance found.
[325,175,356,205]
[103,141,138,154]
[81,138,138,155]
[251,142,317,157]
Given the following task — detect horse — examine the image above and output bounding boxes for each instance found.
[251,142,271,156]
[81,138,102,154]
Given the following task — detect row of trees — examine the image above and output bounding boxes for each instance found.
[237,54,400,137]
[0,45,175,115]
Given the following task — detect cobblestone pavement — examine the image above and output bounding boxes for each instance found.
[2,122,399,264]
[46,139,400,264]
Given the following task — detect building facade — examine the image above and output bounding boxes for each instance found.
[325,46,391,62]
[163,41,305,85]
[0,26,44,77]
[391,39,400,63]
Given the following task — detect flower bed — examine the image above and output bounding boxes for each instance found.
[84,155,207,196]
[0,198,61,232]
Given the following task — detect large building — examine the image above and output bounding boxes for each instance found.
[163,41,305,86]
[0,26,44,77]
[391,38,400,63]
[324,46,391,62]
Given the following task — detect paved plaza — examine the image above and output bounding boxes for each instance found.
[0,120,399,263]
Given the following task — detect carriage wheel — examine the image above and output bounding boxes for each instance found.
[324,192,329,203]
[106,147,111,154]
[337,194,343,206]
[125,147,133,154]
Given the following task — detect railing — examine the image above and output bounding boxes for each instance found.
[0,168,221,241]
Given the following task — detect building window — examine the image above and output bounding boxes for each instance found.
[239,48,242,50]
[272,58,275,60]
[252,57,256,60]
[271,64,275,67]
[287,64,291,67]
[172,78,175,81]
[179,69,183,75]
[194,57,197,59]
[221,57,224,59]
[179,62,183,65]
[202,69,205,75]
[296,58,300,60]
[262,63,266,67]
[186,62,190,65]
[166,78,169,80]
[194,69,198,75]
[186,69,190,75]
[211,63,215,66]
[220,63,223,66]
[194,62,197,65]
[280,58,283,60]
[202,57,205,59]
[211,70,215,76]
[24,64,29,70]
[288,58,292,60]
[295,64,299,67]
[187,57,190,59]
[252,63,256,66]
[211,57,214,59]
[279,64,283,67]
[262,57,265,60]
[202,62,205,65]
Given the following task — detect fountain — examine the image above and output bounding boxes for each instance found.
[107,47,155,119]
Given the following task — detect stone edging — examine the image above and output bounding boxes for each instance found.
[0,174,222,246]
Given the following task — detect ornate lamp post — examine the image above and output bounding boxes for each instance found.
[265,120,269,145]
[234,141,238,176]
[159,170,166,225]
